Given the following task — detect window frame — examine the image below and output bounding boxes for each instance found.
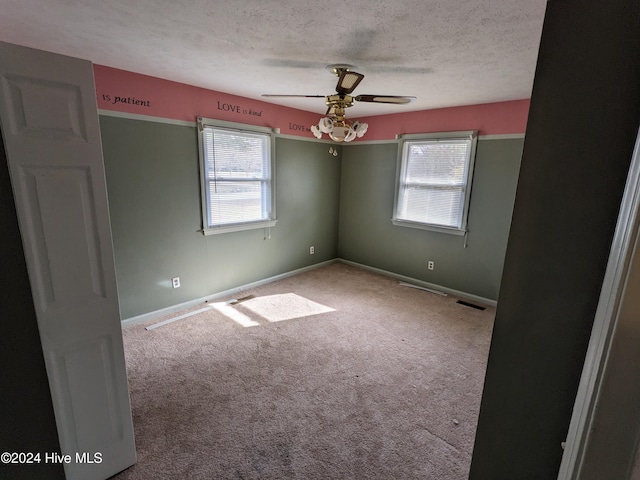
[197,117,277,235]
[392,130,478,235]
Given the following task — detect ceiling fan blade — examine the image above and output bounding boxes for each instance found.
[354,95,416,104]
[336,70,364,95]
[262,94,325,98]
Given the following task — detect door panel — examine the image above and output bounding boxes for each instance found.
[0,41,135,480]
[3,74,87,140]
[19,166,106,308]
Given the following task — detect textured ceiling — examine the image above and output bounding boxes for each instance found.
[0,0,547,116]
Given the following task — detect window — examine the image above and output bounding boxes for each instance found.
[198,118,276,235]
[393,131,477,235]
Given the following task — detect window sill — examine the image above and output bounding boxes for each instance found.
[202,219,277,236]
[391,218,466,236]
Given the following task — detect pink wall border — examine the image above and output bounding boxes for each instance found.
[359,99,530,140]
[94,65,529,140]
[93,65,320,138]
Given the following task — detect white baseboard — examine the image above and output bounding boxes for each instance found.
[121,259,337,328]
[122,257,497,328]
[336,258,497,307]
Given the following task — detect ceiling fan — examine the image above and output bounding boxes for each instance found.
[262,64,416,142]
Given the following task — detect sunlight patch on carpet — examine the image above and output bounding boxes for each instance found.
[212,302,260,327]
[238,293,335,324]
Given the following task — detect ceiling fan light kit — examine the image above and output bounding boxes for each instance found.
[311,115,366,143]
[263,64,415,143]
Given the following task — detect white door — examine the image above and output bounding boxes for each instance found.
[0,42,135,479]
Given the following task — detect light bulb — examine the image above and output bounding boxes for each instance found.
[310,124,322,139]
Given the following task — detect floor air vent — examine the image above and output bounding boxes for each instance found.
[456,300,486,311]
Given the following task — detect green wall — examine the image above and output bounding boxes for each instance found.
[337,138,523,301]
[100,116,341,320]
[101,114,522,320]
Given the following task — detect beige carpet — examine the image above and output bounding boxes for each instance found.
[113,262,494,479]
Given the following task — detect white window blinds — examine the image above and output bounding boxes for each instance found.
[394,132,477,233]
[198,119,275,234]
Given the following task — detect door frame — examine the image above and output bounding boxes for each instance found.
[558,125,640,478]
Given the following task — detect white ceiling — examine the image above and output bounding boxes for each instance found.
[0,0,547,116]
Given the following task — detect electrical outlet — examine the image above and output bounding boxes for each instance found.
[428,261,434,271]
[172,277,181,288]
[310,246,315,255]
